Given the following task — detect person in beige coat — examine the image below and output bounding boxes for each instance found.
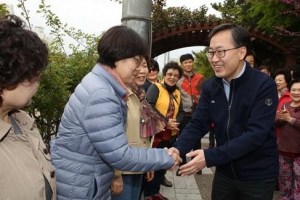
[0,15,56,200]
[111,58,167,200]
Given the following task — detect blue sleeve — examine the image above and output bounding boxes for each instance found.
[81,88,174,172]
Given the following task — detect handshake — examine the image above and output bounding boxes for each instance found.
[165,147,207,176]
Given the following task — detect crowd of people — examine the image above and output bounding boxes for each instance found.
[1,14,300,200]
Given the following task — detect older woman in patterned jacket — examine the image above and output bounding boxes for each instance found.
[275,78,300,200]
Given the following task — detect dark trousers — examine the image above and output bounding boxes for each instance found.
[179,115,201,163]
[143,140,170,197]
[143,169,166,197]
[212,172,276,200]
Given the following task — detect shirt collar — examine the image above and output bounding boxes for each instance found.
[222,61,246,85]
[0,110,35,140]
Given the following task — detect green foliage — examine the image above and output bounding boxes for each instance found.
[244,1,295,34]
[17,0,100,143]
[26,50,97,143]
[226,0,300,52]
[0,4,9,17]
[193,49,215,79]
[16,0,32,30]
[152,4,220,33]
[211,0,243,23]
[211,0,298,34]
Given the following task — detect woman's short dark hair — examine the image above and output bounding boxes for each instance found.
[208,23,250,50]
[97,26,149,69]
[162,61,183,79]
[272,68,291,84]
[0,15,48,99]
[288,78,300,91]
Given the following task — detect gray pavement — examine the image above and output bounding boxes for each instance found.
[160,167,213,200]
[159,134,212,200]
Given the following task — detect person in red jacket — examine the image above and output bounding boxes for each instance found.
[272,68,292,138]
[176,53,205,174]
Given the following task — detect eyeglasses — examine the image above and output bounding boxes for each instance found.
[133,57,142,68]
[206,46,242,59]
[166,73,180,79]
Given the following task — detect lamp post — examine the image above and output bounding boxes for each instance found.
[121,0,152,54]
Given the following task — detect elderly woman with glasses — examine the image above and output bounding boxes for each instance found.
[50,26,181,200]
[143,61,184,200]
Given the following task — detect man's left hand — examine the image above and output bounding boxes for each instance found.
[177,149,206,176]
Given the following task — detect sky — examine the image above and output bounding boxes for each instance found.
[2,0,222,66]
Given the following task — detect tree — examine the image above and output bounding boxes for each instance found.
[15,0,100,144]
[211,0,243,23]
[237,0,300,54]
[275,0,300,52]
[193,49,214,79]
[0,3,9,17]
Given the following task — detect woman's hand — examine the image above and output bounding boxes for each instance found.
[277,110,292,123]
[111,176,123,195]
[167,119,179,131]
[145,171,154,182]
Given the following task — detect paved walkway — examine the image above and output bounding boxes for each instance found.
[160,134,213,200]
[161,167,213,200]
[159,134,280,200]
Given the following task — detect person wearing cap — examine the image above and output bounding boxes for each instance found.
[176,53,205,174]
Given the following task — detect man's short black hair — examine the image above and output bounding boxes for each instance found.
[180,53,194,63]
[150,59,159,72]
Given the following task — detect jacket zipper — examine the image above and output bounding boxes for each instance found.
[227,80,239,180]
[188,76,194,109]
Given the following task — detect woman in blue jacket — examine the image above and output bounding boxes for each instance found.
[50,26,181,200]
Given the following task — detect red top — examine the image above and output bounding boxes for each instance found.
[276,89,292,138]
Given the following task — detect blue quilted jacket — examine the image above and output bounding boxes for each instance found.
[50,64,174,200]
